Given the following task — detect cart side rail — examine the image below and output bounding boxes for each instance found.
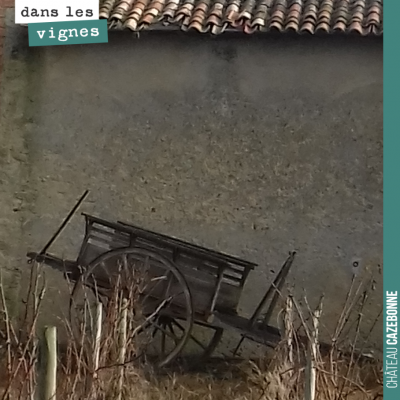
[78,213,257,317]
[81,213,257,273]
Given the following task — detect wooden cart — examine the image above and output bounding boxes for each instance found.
[27,193,295,367]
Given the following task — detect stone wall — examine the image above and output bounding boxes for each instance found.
[0,16,383,352]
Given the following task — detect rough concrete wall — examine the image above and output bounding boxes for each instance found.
[0,1,14,79]
[0,17,383,352]
[0,6,29,316]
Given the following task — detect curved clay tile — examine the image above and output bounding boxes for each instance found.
[332,0,350,33]
[111,0,136,21]
[104,0,383,35]
[174,0,196,26]
[348,0,366,35]
[100,0,119,19]
[269,0,288,31]
[238,0,257,22]
[206,0,228,31]
[225,0,242,26]
[124,0,151,30]
[211,21,229,34]
[252,8,269,29]
[145,0,166,18]
[315,0,333,32]
[244,20,257,33]
[367,10,381,25]
[286,0,304,32]
[140,0,166,28]
[162,0,181,21]
[188,0,213,32]
[300,0,320,34]
[366,1,383,33]
[251,0,273,29]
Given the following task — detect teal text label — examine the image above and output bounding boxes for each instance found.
[28,19,108,46]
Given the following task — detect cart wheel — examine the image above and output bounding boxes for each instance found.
[156,318,223,362]
[130,317,223,367]
[69,247,193,368]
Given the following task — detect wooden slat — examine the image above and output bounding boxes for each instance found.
[90,225,131,244]
[82,214,256,269]
[78,214,251,313]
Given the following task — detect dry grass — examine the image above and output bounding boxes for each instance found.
[0,262,383,400]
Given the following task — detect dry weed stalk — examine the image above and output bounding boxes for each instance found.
[283,295,294,367]
[245,277,382,400]
[0,262,46,400]
[0,261,383,400]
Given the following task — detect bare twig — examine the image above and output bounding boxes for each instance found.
[337,290,368,400]
[1,279,46,400]
[0,271,12,400]
[283,295,294,366]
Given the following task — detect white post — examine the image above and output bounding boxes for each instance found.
[116,298,128,400]
[44,326,57,400]
[305,299,323,400]
[93,302,103,377]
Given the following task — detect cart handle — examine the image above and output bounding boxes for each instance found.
[39,190,89,255]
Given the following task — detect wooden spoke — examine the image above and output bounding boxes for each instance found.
[70,247,193,368]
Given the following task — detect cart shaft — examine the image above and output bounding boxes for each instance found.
[27,252,79,276]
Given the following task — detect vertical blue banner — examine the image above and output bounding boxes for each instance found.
[384,1,400,398]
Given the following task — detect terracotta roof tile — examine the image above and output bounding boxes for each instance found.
[100,0,383,35]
